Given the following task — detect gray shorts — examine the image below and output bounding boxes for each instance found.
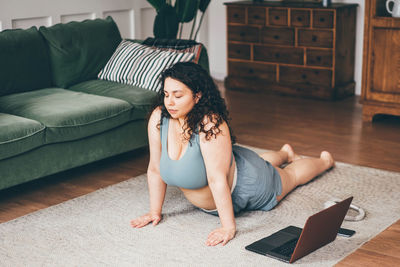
[202,145,282,216]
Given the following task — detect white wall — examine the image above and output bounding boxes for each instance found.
[207,0,365,95]
[336,0,365,95]
[0,0,208,47]
[0,0,153,39]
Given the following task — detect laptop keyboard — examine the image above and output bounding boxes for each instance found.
[272,238,299,257]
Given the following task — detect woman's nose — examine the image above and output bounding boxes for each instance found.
[165,97,174,106]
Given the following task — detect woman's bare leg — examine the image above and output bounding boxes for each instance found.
[259,144,301,167]
[276,151,334,202]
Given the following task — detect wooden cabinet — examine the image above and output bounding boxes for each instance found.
[361,0,400,121]
[224,1,357,100]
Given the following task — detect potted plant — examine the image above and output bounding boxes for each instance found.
[147,0,211,40]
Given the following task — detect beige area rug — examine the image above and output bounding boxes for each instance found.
[1,146,400,266]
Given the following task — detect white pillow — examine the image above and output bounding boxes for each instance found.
[98,40,195,92]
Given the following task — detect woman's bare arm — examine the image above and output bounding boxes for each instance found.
[200,118,236,246]
[131,107,166,227]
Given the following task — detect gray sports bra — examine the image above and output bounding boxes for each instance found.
[159,116,208,189]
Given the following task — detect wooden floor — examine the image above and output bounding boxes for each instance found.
[1,82,400,266]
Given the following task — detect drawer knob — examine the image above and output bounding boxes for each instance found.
[275,16,280,20]
[320,17,325,22]
[248,68,254,74]
[273,35,280,40]
[316,56,322,61]
[240,32,246,37]
[312,35,318,42]
[275,53,280,58]
[234,13,239,18]
[254,15,260,19]
[302,74,307,79]
[297,17,303,22]
[236,50,241,54]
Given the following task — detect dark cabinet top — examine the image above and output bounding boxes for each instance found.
[224,1,358,9]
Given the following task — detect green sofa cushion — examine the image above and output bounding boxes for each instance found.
[0,27,52,97]
[0,120,148,191]
[0,88,132,144]
[0,113,45,160]
[39,17,122,88]
[69,79,158,120]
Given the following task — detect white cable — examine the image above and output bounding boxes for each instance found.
[324,198,366,221]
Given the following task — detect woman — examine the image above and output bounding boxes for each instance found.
[130,62,334,246]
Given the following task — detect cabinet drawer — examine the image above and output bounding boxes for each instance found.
[298,29,333,48]
[228,25,259,42]
[291,9,310,27]
[261,27,294,45]
[280,66,332,86]
[248,7,266,25]
[269,8,288,26]
[313,11,334,28]
[228,43,251,60]
[227,6,246,24]
[254,45,303,65]
[306,49,332,67]
[229,61,276,82]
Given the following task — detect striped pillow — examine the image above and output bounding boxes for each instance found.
[142,37,203,63]
[98,40,195,92]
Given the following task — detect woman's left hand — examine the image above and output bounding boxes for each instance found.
[206,227,236,246]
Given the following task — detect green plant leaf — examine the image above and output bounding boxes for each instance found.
[199,0,210,13]
[194,0,210,40]
[175,0,199,23]
[153,5,179,38]
[147,0,166,12]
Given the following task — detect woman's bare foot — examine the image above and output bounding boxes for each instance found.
[280,144,302,163]
[320,151,335,169]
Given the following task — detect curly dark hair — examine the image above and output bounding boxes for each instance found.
[155,62,235,144]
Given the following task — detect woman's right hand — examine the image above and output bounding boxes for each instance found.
[130,212,162,228]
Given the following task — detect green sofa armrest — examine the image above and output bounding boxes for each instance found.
[129,38,209,73]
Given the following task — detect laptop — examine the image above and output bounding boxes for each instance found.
[245,196,353,263]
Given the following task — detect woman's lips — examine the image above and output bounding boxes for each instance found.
[168,109,178,114]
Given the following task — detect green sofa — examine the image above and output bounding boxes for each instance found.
[0,17,208,191]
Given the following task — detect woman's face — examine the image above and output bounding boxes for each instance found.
[163,77,200,120]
